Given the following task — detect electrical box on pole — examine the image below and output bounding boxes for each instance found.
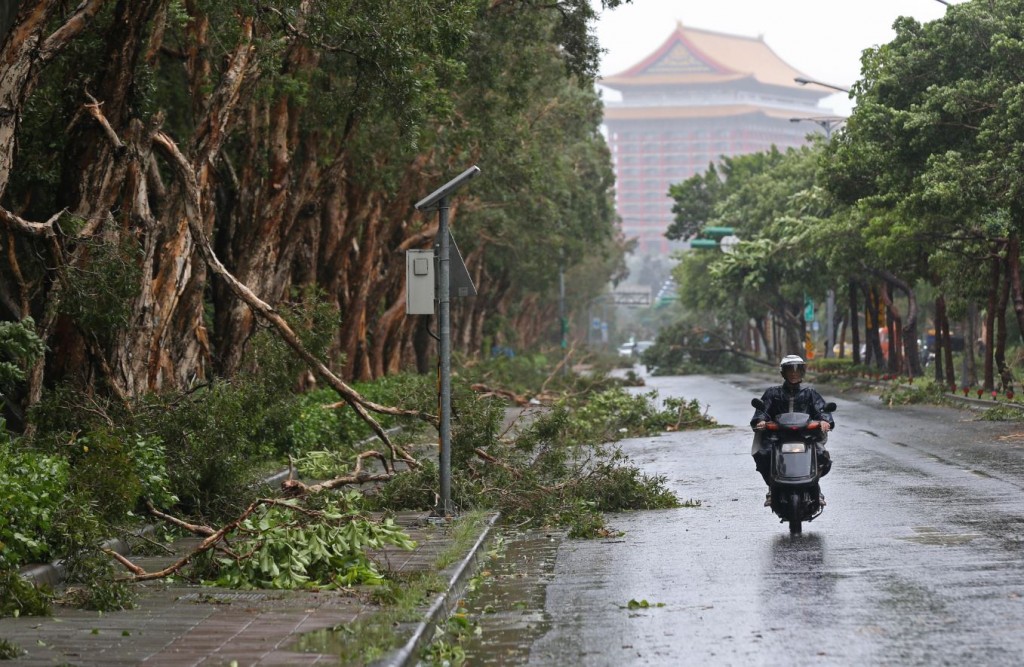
[405,249,435,315]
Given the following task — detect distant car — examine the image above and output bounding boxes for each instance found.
[617,343,636,358]
[635,340,655,355]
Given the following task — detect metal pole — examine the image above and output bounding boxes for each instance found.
[825,289,835,358]
[437,197,452,516]
[559,258,567,375]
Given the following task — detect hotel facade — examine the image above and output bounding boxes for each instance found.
[600,23,834,255]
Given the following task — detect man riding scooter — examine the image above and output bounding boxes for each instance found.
[751,355,834,506]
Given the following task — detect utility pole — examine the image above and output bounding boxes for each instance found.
[790,110,848,358]
[414,166,480,517]
[559,249,568,376]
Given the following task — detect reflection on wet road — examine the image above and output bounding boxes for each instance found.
[457,372,1024,665]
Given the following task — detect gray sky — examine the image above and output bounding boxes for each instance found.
[595,0,959,115]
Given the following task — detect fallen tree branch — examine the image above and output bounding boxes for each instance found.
[539,340,579,394]
[103,548,145,576]
[115,499,267,581]
[473,447,523,478]
[470,383,529,406]
[662,345,776,368]
[145,500,216,536]
[280,449,397,496]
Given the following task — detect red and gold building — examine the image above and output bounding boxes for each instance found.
[600,23,834,255]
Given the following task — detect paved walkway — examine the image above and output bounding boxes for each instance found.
[2,511,498,666]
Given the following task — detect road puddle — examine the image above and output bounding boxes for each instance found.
[899,526,982,546]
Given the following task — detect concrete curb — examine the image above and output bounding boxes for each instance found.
[19,525,157,588]
[942,393,1024,410]
[374,511,502,667]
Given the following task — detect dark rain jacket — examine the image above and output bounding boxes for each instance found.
[749,383,835,431]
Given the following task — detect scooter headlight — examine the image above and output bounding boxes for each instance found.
[781,442,807,453]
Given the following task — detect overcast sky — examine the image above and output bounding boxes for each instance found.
[595,0,960,116]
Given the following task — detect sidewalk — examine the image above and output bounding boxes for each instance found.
[1,511,499,666]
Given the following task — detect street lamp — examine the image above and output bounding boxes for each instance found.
[789,116,846,141]
[789,114,845,359]
[794,77,851,94]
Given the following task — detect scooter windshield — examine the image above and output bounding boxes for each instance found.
[775,412,811,429]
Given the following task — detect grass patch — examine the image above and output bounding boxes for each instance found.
[432,511,493,571]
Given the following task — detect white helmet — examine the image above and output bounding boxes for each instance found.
[779,355,806,382]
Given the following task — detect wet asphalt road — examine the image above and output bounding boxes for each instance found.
[460,372,1024,666]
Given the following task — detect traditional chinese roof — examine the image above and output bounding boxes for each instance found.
[600,22,831,96]
[602,104,812,122]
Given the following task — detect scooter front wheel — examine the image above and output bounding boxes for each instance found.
[788,492,802,534]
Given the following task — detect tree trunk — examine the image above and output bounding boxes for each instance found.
[940,296,955,390]
[984,252,998,391]
[863,284,885,370]
[874,269,921,377]
[966,302,979,388]
[59,0,177,396]
[850,279,861,365]
[996,251,1013,393]
[0,1,20,43]
[212,27,323,377]
[1007,232,1024,366]
[935,295,951,387]
[0,0,106,203]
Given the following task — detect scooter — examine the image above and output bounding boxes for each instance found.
[751,398,837,534]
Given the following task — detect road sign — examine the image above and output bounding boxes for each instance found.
[612,288,651,306]
[720,234,740,254]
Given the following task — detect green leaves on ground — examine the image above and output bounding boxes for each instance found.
[0,569,51,619]
[624,598,665,610]
[204,491,415,590]
[0,638,25,659]
[879,379,951,407]
[0,438,70,570]
[371,383,714,538]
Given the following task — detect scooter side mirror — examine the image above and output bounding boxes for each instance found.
[824,402,837,412]
[751,398,766,411]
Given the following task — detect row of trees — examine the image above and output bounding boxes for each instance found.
[665,0,1024,392]
[0,0,631,424]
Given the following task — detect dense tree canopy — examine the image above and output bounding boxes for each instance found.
[0,0,631,420]
[823,0,1024,387]
[660,0,1024,389]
